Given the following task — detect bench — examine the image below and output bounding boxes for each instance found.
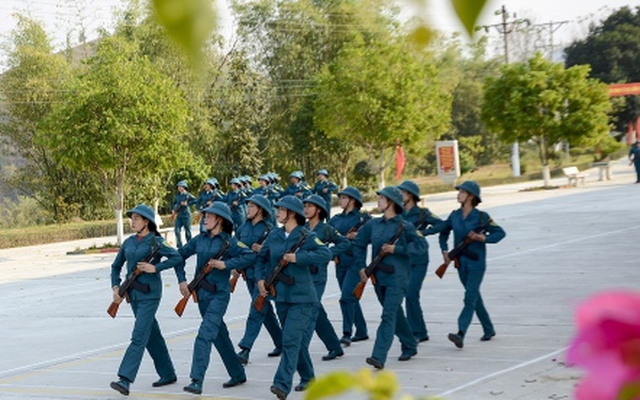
[590,161,612,181]
[562,166,589,186]
[158,227,173,241]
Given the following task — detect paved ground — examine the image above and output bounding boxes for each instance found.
[0,159,638,400]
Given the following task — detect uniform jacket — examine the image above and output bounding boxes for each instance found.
[172,191,196,217]
[433,208,506,268]
[306,221,351,286]
[178,231,256,295]
[403,205,442,266]
[328,209,371,267]
[236,219,271,279]
[255,225,331,304]
[352,215,427,289]
[196,190,216,212]
[110,233,185,301]
[312,180,338,207]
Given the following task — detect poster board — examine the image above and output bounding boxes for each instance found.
[435,140,460,185]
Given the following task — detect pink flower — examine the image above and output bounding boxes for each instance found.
[567,291,640,399]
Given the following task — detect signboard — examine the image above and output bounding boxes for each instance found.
[435,140,460,184]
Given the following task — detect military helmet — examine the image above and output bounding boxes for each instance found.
[244,175,253,184]
[337,186,363,207]
[258,174,269,182]
[230,177,242,186]
[177,180,188,188]
[376,186,404,210]
[246,194,273,218]
[303,194,328,215]
[290,171,303,180]
[126,204,156,222]
[398,180,420,201]
[274,195,305,218]
[455,180,482,203]
[205,178,217,187]
[316,168,329,177]
[202,201,233,224]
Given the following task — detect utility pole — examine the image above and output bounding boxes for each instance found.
[532,20,569,61]
[478,5,530,177]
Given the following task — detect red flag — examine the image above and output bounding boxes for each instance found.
[395,143,405,181]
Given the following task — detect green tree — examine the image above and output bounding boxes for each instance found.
[482,53,611,187]
[41,35,189,244]
[314,36,451,188]
[0,15,106,222]
[564,6,640,133]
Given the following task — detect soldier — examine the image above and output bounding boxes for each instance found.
[179,202,255,395]
[241,175,254,197]
[629,140,640,183]
[235,195,283,365]
[225,178,247,231]
[196,178,218,233]
[302,194,351,363]
[312,169,338,219]
[398,180,442,343]
[352,187,426,370]
[429,181,506,349]
[328,187,370,346]
[109,204,185,396]
[171,180,196,248]
[282,171,312,199]
[255,195,331,399]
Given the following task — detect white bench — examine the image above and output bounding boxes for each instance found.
[562,166,589,186]
[158,227,173,241]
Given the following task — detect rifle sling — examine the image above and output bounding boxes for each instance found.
[377,263,394,274]
[199,279,217,293]
[276,271,295,285]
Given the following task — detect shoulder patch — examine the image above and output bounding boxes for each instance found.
[237,241,248,248]
[416,230,424,237]
[314,237,325,246]
[489,219,498,226]
[161,241,172,248]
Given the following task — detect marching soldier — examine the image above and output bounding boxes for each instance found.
[109,204,185,396]
[352,187,425,370]
[328,187,370,346]
[282,171,312,199]
[196,178,218,233]
[255,195,331,399]
[235,195,283,364]
[398,180,442,343]
[429,181,506,349]
[171,180,196,248]
[179,202,255,395]
[225,178,247,231]
[302,194,351,362]
[312,169,338,219]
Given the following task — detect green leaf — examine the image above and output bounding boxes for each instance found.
[451,0,487,36]
[619,381,640,400]
[151,0,216,64]
[304,371,356,400]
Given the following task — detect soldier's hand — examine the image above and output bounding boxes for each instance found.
[257,280,267,297]
[283,253,296,263]
[467,231,485,242]
[179,282,189,297]
[251,243,263,253]
[112,286,123,303]
[231,269,240,279]
[359,268,367,282]
[443,251,451,264]
[208,260,226,270]
[346,231,357,240]
[382,244,395,254]
[137,262,157,274]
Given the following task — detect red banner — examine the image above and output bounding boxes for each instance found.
[609,83,640,97]
[395,144,405,181]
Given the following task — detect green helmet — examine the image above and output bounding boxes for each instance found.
[455,180,482,203]
[376,186,404,210]
[303,194,328,216]
[246,194,273,219]
[337,186,363,207]
[398,180,420,201]
[274,195,305,218]
[177,180,188,189]
[202,202,233,224]
[126,204,156,222]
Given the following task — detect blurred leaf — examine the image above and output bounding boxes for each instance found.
[619,381,640,400]
[451,0,487,36]
[407,24,434,47]
[305,371,357,400]
[151,0,216,64]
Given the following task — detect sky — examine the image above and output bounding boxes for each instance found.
[1,0,640,68]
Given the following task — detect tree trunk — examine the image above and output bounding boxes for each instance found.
[542,164,551,187]
[115,173,125,245]
[377,146,386,190]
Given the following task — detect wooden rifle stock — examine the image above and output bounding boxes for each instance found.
[107,243,160,318]
[175,241,229,316]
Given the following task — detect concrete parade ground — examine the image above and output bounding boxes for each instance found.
[0,159,638,400]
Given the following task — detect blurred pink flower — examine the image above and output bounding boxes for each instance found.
[567,291,640,399]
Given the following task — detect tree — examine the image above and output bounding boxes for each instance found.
[564,6,640,133]
[314,36,451,188]
[0,15,107,222]
[482,53,611,187]
[41,35,189,244]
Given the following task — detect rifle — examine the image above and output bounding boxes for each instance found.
[253,231,307,312]
[414,208,433,230]
[174,240,230,316]
[435,215,490,279]
[107,240,161,318]
[230,227,271,293]
[336,216,367,265]
[353,223,405,300]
